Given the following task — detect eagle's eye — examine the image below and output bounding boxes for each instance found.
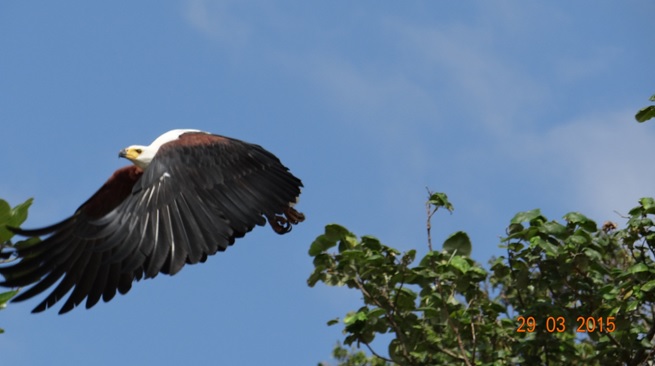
[135,149,143,154]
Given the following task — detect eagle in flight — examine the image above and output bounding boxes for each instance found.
[0,129,304,314]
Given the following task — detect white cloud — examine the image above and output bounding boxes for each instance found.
[181,0,652,227]
[377,14,651,223]
[387,18,548,136]
[305,55,439,124]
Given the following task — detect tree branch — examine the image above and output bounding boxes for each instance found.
[426,188,436,252]
[363,342,394,363]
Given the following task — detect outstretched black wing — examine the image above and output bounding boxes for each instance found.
[0,132,304,314]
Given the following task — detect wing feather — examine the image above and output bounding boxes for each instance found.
[60,251,102,313]
[174,193,209,264]
[102,262,122,303]
[85,250,112,309]
[31,243,91,313]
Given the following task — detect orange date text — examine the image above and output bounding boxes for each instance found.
[516,316,616,333]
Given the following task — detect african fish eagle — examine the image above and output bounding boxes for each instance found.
[0,129,304,314]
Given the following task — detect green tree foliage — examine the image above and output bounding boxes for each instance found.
[0,198,33,333]
[312,194,655,365]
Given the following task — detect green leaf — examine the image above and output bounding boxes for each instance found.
[641,280,655,292]
[640,197,655,214]
[449,255,471,273]
[8,198,33,227]
[563,212,597,231]
[395,287,417,310]
[625,300,639,312]
[442,231,472,257]
[344,311,367,325]
[541,221,567,237]
[309,224,357,256]
[402,249,416,265]
[339,249,364,261]
[306,270,323,287]
[0,198,34,243]
[636,105,655,123]
[531,236,557,255]
[367,308,386,319]
[0,200,12,242]
[584,248,603,262]
[0,200,11,224]
[361,236,382,251]
[510,209,543,224]
[569,233,590,246]
[327,318,340,326]
[628,263,650,274]
[0,290,18,309]
[325,224,351,241]
[419,250,442,268]
[507,223,524,235]
[308,235,337,257]
[428,192,454,213]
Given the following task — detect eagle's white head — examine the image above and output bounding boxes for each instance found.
[119,129,202,169]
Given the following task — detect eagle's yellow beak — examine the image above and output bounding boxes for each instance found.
[118,148,141,161]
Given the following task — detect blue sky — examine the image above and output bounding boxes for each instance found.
[1,1,654,364]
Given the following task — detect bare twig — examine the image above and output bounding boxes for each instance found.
[352,277,415,364]
[426,188,436,252]
[437,343,469,362]
[363,342,394,363]
[436,279,473,366]
[449,311,473,365]
[466,298,478,366]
